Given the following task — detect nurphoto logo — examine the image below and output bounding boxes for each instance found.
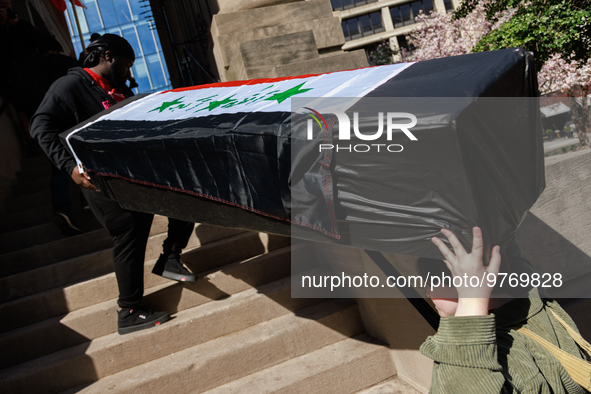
[302,107,418,153]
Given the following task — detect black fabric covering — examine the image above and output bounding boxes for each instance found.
[61,48,544,258]
[68,112,292,221]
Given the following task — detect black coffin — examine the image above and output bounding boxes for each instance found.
[60,48,544,259]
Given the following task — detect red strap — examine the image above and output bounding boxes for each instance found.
[84,68,126,103]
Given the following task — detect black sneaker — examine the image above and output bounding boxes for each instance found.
[52,212,82,236]
[117,307,170,335]
[152,253,197,282]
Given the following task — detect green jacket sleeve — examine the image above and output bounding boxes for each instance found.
[420,314,507,394]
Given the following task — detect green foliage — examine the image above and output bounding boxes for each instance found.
[546,129,555,134]
[453,0,591,70]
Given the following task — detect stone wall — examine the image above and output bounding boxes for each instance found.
[210,0,368,81]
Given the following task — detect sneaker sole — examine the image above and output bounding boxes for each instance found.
[161,269,197,283]
[118,313,170,335]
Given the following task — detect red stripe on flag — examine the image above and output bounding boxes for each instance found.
[161,65,381,94]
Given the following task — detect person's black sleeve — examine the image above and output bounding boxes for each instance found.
[30,91,78,175]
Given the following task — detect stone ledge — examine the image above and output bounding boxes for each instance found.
[271,49,368,78]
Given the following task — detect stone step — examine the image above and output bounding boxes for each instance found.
[57,298,362,394]
[0,232,284,333]
[0,279,338,394]
[0,215,103,254]
[19,153,50,170]
[0,204,53,233]
[0,244,294,369]
[10,175,50,197]
[4,174,88,214]
[354,377,423,394]
[4,189,52,212]
[271,49,368,78]
[0,214,170,255]
[0,248,113,302]
[0,228,113,279]
[203,335,395,394]
[15,164,51,182]
[0,215,199,278]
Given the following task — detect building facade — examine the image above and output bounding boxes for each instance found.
[332,0,461,63]
[64,0,173,93]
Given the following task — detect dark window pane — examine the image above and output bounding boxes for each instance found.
[122,27,141,58]
[82,0,103,31]
[146,53,166,89]
[398,35,416,52]
[390,7,403,28]
[370,11,383,32]
[398,35,409,48]
[367,0,378,3]
[331,0,342,10]
[359,14,372,35]
[137,22,156,54]
[444,0,454,11]
[113,0,133,25]
[98,0,119,28]
[347,18,361,39]
[355,0,367,6]
[400,4,411,25]
[412,1,422,20]
[341,20,350,40]
[424,0,434,13]
[342,0,354,9]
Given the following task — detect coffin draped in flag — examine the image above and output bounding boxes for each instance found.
[62,48,544,259]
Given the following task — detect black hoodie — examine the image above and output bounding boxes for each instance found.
[30,67,118,175]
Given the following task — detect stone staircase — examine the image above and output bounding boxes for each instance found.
[0,153,413,393]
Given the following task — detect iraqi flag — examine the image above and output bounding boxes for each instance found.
[62,48,544,259]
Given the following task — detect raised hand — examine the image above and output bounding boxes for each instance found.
[431,227,501,316]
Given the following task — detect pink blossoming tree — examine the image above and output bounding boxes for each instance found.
[407,1,591,145]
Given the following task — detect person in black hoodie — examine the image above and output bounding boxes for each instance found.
[30,34,196,335]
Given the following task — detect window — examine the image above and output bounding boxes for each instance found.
[342,11,385,41]
[397,35,416,59]
[390,0,434,28]
[65,0,172,93]
[364,41,397,66]
[331,0,378,11]
[444,0,454,12]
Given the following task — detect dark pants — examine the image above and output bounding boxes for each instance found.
[51,164,87,214]
[163,218,194,255]
[50,165,72,214]
[81,188,194,309]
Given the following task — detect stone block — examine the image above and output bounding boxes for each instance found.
[211,0,332,36]
[217,0,301,14]
[225,43,248,82]
[217,17,344,70]
[236,30,319,80]
[271,49,369,77]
